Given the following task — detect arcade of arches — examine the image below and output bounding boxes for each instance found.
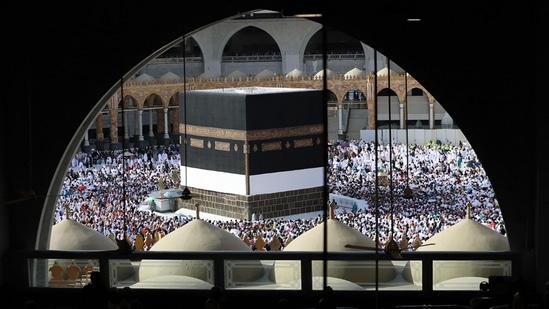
[85,14,445,150]
[90,73,437,150]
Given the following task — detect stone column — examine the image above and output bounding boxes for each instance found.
[172,106,179,134]
[83,130,90,146]
[366,79,376,130]
[138,109,144,141]
[157,108,164,137]
[399,103,405,129]
[338,103,344,140]
[134,110,139,140]
[107,93,121,150]
[81,130,92,153]
[83,130,89,146]
[95,114,104,142]
[163,107,170,143]
[148,109,154,138]
[110,109,119,148]
[367,99,376,130]
[429,102,434,129]
[92,113,104,150]
[123,112,130,140]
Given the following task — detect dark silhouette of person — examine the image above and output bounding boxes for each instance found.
[81,271,109,309]
[316,285,336,309]
[205,286,229,309]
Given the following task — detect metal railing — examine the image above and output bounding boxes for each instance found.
[148,53,366,64]
[23,249,518,297]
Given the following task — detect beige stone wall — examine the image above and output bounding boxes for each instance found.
[175,186,325,220]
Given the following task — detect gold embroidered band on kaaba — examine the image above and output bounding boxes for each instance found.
[179,124,324,152]
[180,124,323,141]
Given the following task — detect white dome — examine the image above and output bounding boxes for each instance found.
[416,218,509,252]
[227,69,248,79]
[314,69,336,80]
[49,219,135,282]
[402,218,510,285]
[376,66,398,77]
[254,68,276,80]
[49,219,118,251]
[271,219,397,283]
[139,219,264,283]
[344,67,366,79]
[133,73,155,82]
[159,71,180,81]
[285,68,306,79]
[198,70,218,79]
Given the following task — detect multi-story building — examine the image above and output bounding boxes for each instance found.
[84,12,460,152]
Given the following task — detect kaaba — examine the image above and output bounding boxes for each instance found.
[178,87,326,219]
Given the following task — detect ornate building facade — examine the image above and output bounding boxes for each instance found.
[83,13,446,152]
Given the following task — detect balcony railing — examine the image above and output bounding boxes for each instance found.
[147,53,366,64]
[24,250,518,297]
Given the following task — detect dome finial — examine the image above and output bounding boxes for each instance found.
[329,200,336,219]
[64,203,70,220]
[195,203,200,219]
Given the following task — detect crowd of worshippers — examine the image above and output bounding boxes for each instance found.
[53,139,505,251]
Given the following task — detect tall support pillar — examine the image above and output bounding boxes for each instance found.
[163,107,170,144]
[83,130,89,146]
[367,99,376,130]
[172,106,180,136]
[399,103,405,129]
[95,113,104,145]
[110,109,121,150]
[148,109,155,145]
[138,110,144,141]
[108,93,121,150]
[366,78,376,130]
[82,130,91,153]
[123,112,130,141]
[429,102,435,129]
[133,110,139,141]
[148,110,154,137]
[337,103,345,140]
[134,109,146,148]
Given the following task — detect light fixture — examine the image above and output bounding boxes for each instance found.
[180,35,192,200]
[403,2,422,22]
[406,17,422,22]
[292,13,323,18]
